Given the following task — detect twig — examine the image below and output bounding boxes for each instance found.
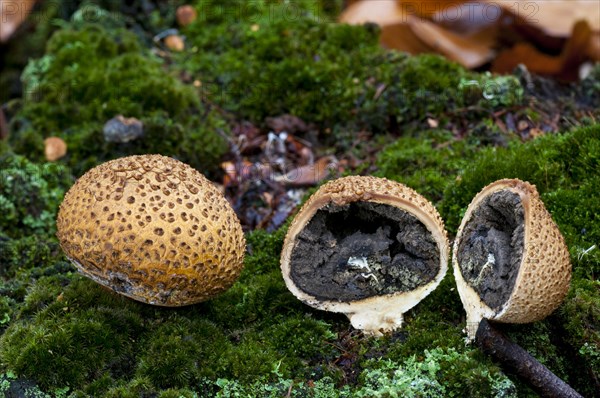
[476,319,583,398]
[0,107,7,140]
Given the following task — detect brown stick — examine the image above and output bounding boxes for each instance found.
[476,319,583,398]
[0,107,7,140]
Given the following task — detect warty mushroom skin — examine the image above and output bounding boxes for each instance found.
[56,154,245,306]
[453,179,571,339]
[281,176,449,336]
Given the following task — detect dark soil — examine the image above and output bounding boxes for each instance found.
[457,190,525,309]
[289,201,440,302]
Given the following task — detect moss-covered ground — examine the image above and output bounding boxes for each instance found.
[0,1,599,397]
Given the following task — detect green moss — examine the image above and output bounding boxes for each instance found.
[375,130,478,202]
[1,0,598,396]
[0,154,73,238]
[440,124,600,234]
[11,21,226,176]
[178,1,518,136]
[435,125,600,395]
[0,236,63,278]
[0,277,145,389]
[135,317,230,388]
[356,348,515,398]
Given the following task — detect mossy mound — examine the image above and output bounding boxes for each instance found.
[376,124,600,396]
[9,21,226,177]
[178,1,523,135]
[6,125,600,395]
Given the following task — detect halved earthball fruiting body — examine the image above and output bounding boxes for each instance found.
[453,179,571,339]
[280,176,449,335]
[56,154,245,306]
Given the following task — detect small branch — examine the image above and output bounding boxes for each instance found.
[0,107,7,140]
[476,319,583,398]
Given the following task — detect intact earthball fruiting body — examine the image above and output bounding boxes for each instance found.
[281,176,449,335]
[453,179,571,339]
[56,154,245,306]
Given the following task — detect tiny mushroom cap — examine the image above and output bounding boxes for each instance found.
[453,179,571,340]
[44,137,67,161]
[281,176,449,336]
[176,5,197,27]
[56,154,246,306]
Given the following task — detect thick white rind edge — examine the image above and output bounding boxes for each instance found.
[281,193,449,337]
[452,180,532,340]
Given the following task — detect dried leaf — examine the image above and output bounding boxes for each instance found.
[0,0,36,42]
[339,0,406,26]
[0,108,7,140]
[397,0,468,18]
[432,2,501,34]
[274,156,338,187]
[221,159,254,187]
[407,15,495,68]
[379,22,432,54]
[493,20,593,81]
[587,32,600,61]
[494,0,600,38]
[341,0,599,78]
[340,0,433,54]
[341,1,497,68]
[265,114,309,134]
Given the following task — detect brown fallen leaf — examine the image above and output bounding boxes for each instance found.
[379,22,432,54]
[274,156,338,187]
[587,32,600,61]
[432,2,501,34]
[341,0,599,79]
[0,0,36,42]
[396,0,469,18]
[265,114,309,134]
[493,20,593,81]
[221,159,255,187]
[407,15,496,68]
[341,0,497,68]
[44,137,67,162]
[0,108,7,140]
[494,0,600,38]
[340,0,438,54]
[339,0,406,27]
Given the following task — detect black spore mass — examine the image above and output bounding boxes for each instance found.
[289,201,440,302]
[457,190,525,310]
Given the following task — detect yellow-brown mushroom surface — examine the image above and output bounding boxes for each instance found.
[453,179,571,338]
[56,154,245,306]
[281,176,449,335]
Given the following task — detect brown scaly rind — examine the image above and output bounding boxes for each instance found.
[453,179,571,337]
[281,176,449,335]
[56,154,245,306]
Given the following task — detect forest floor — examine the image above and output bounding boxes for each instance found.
[0,1,598,397]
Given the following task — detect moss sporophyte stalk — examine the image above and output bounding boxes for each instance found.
[0,0,599,396]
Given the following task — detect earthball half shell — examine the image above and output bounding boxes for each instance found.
[57,154,245,306]
[452,179,571,339]
[280,176,449,335]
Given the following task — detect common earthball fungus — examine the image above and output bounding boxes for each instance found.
[453,179,571,339]
[56,154,245,306]
[280,176,449,335]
